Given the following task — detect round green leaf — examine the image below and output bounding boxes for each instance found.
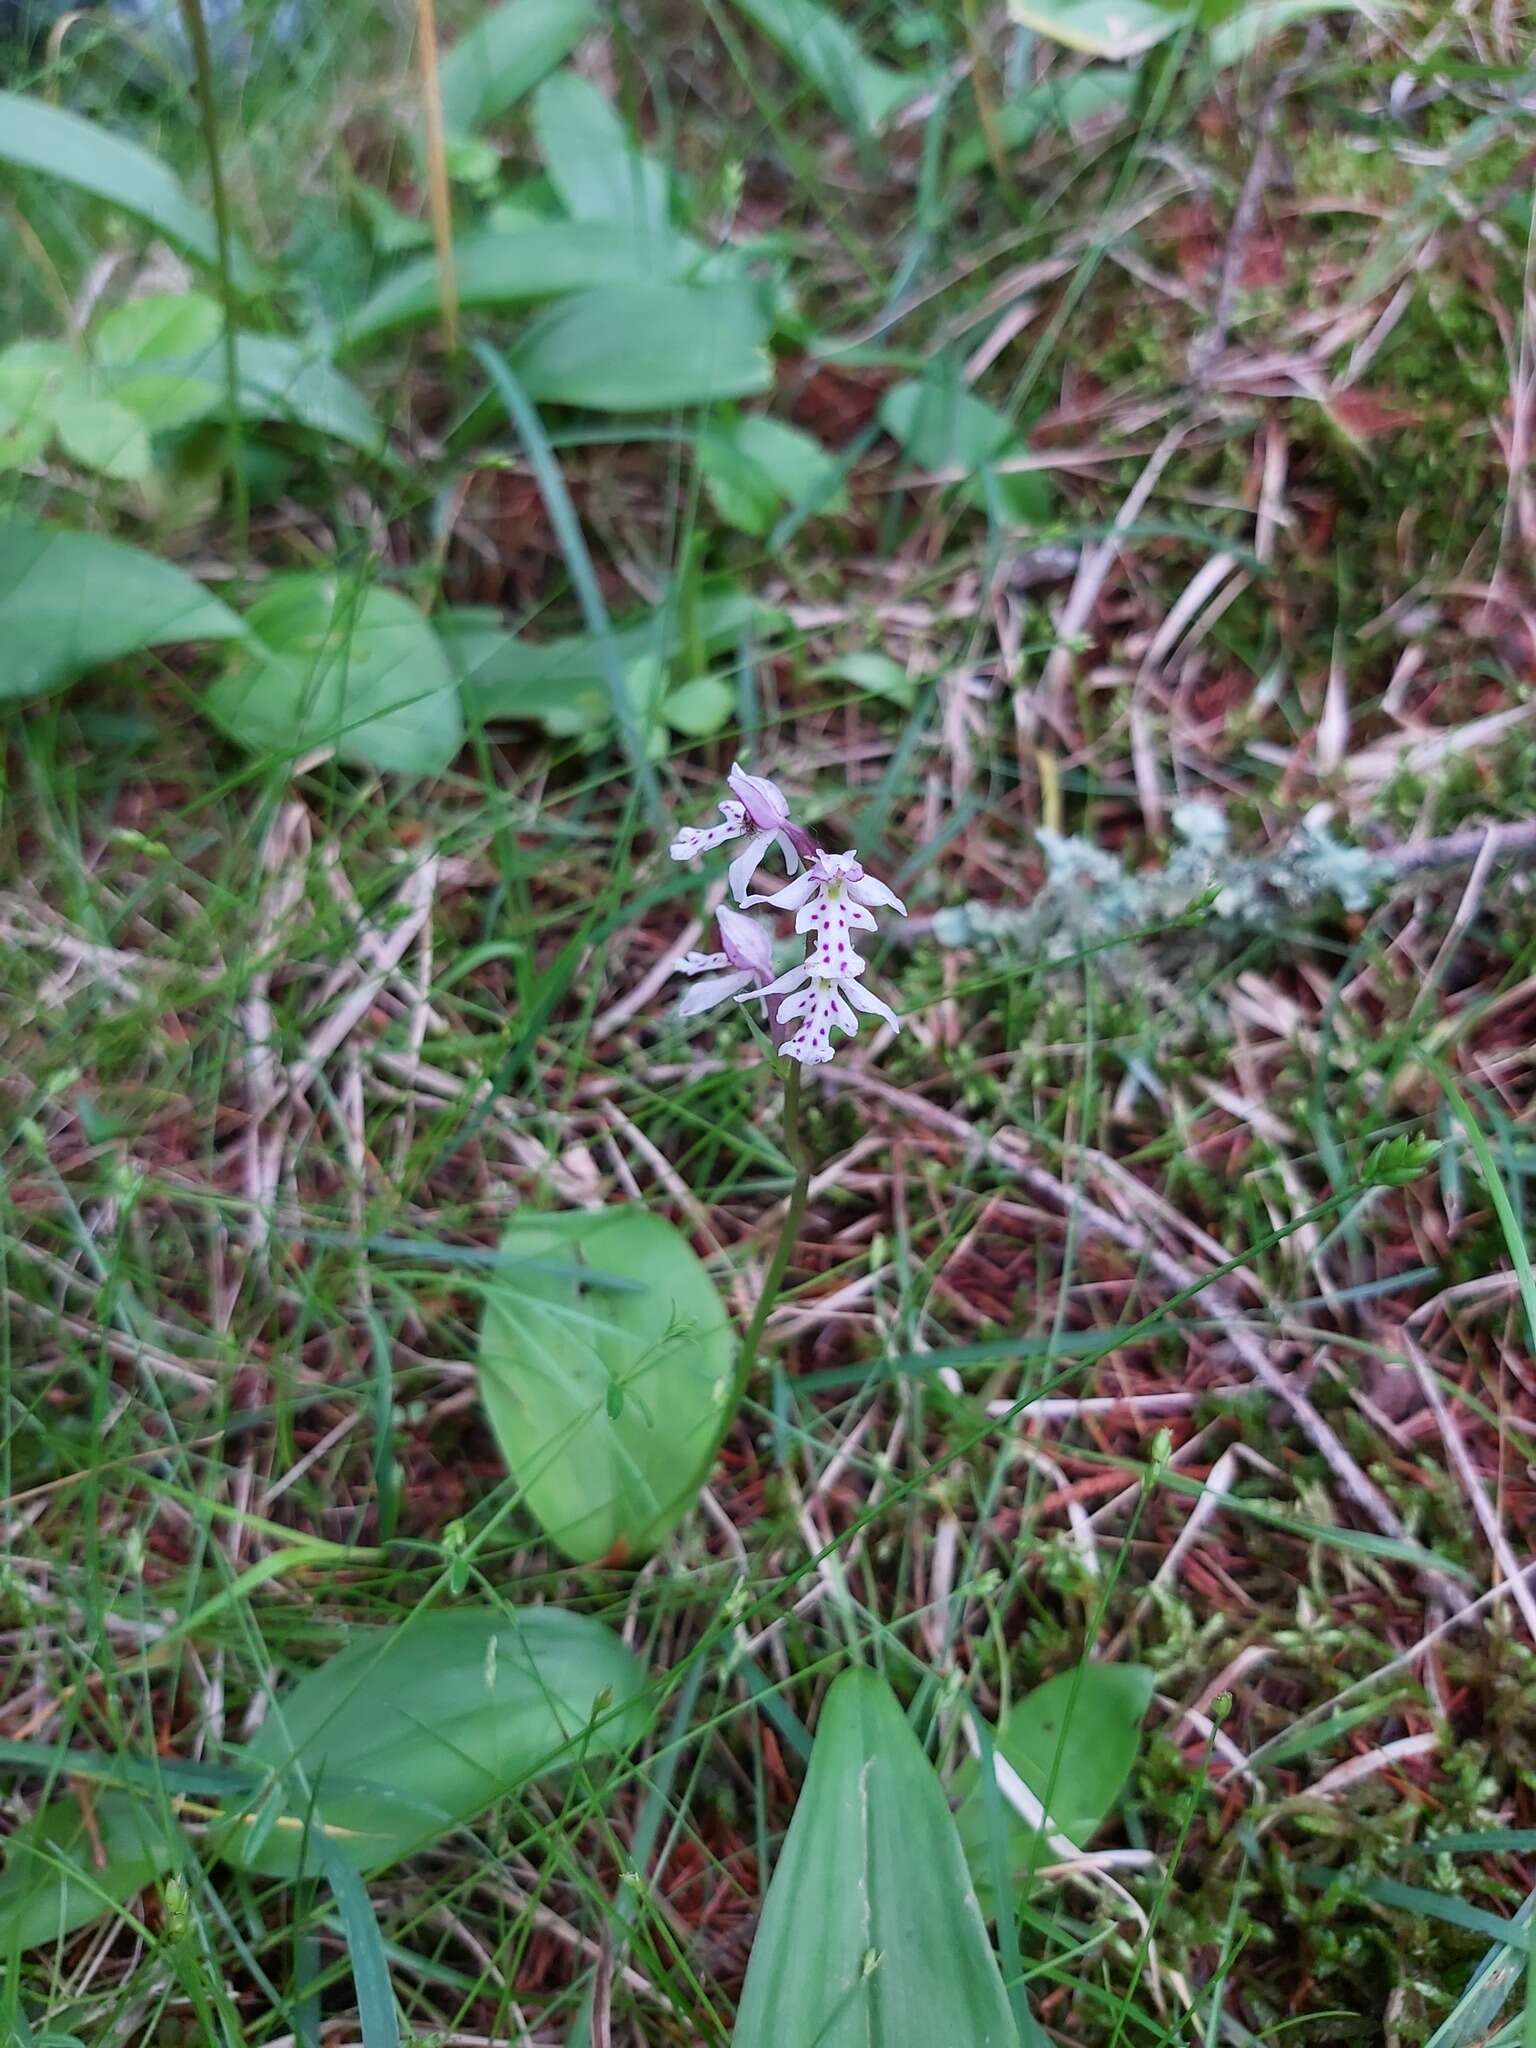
[697,413,847,535]
[0,340,80,423]
[953,1662,1153,1910]
[0,1793,174,1952]
[205,574,463,777]
[0,519,246,702]
[664,673,736,737]
[477,1208,735,1564]
[509,282,773,412]
[54,394,153,482]
[880,374,1053,527]
[0,412,50,471]
[815,653,915,707]
[1005,0,1187,55]
[93,291,223,366]
[225,1606,648,1878]
[339,225,703,352]
[93,293,224,433]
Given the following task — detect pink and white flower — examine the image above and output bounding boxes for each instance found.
[669,762,816,906]
[739,849,905,1065]
[675,903,776,1016]
[666,771,906,1067]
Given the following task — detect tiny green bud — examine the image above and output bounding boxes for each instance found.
[1181,882,1222,922]
[1364,1133,1442,1188]
[1210,1690,1234,1724]
[442,1517,470,1594]
[1147,1427,1174,1478]
[110,828,170,858]
[162,1874,191,1941]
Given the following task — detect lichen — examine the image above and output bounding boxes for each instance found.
[931,806,1392,957]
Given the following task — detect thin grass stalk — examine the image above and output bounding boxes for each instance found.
[175,0,248,560]
[731,1062,811,1406]
[413,0,458,353]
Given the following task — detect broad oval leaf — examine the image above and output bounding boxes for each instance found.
[815,652,915,707]
[697,413,847,535]
[531,71,671,229]
[478,1208,734,1564]
[510,282,773,412]
[225,1606,647,1878]
[732,1669,1015,2047]
[0,1792,174,1951]
[205,574,463,776]
[230,335,386,455]
[0,519,246,702]
[89,299,384,449]
[954,1662,1153,1911]
[445,582,776,726]
[664,674,736,737]
[439,0,593,135]
[53,394,153,482]
[880,375,1053,527]
[0,91,258,285]
[1004,0,1186,57]
[93,291,224,367]
[338,225,702,352]
[729,0,920,136]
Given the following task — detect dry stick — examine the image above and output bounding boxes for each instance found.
[413,0,458,353]
[819,1068,1459,1603]
[958,0,1009,191]
[1403,1332,1536,1645]
[1192,24,1325,380]
[286,856,439,1098]
[1390,816,1536,874]
[1033,424,1189,736]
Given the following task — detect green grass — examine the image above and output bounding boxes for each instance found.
[4,0,1536,2040]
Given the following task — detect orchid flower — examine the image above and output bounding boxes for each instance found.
[675,904,776,1016]
[669,763,816,906]
[740,849,906,1065]
[669,761,907,1066]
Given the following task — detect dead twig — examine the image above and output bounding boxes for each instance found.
[819,1068,1465,1610]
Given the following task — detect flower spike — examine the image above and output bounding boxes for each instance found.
[666,779,906,1064]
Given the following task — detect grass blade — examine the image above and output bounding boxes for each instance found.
[471,341,662,822]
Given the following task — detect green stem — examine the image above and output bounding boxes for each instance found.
[732,1063,812,1406]
[176,0,248,562]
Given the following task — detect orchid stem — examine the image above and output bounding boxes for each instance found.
[733,1064,811,1405]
